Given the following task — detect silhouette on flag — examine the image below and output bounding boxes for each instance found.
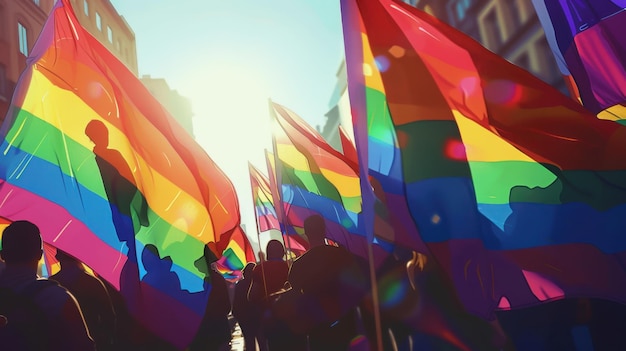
[0,0,242,347]
[342,0,626,319]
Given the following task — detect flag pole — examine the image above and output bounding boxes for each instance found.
[248,162,269,302]
[267,101,295,266]
[367,239,383,351]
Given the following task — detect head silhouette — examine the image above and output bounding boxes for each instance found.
[266,240,285,261]
[0,220,43,264]
[304,215,326,247]
[85,119,109,148]
[55,248,80,266]
[242,262,255,278]
[141,244,163,268]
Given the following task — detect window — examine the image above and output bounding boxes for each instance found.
[95,12,101,31]
[515,52,531,73]
[18,22,28,56]
[536,38,561,83]
[83,0,89,16]
[455,0,471,21]
[107,26,113,43]
[514,0,534,25]
[481,8,502,50]
[33,0,40,6]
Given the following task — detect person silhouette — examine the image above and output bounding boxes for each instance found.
[129,244,180,351]
[85,119,149,319]
[140,244,182,296]
[85,119,149,234]
[50,249,117,350]
[249,239,307,351]
[189,263,232,351]
[278,215,368,351]
[0,221,95,350]
[232,262,266,351]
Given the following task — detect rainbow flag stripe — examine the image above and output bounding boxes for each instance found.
[215,226,255,282]
[0,1,242,347]
[342,0,428,254]
[271,102,390,262]
[342,0,626,319]
[249,162,280,232]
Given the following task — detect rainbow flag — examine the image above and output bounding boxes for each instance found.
[341,0,429,254]
[214,226,255,282]
[0,1,242,347]
[249,162,280,233]
[264,150,309,256]
[342,0,626,319]
[531,0,626,120]
[270,101,390,263]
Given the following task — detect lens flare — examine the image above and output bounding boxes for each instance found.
[484,79,523,106]
[375,55,391,72]
[444,138,466,161]
[459,76,479,96]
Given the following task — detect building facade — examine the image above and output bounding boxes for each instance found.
[141,75,195,138]
[322,60,350,153]
[69,0,138,75]
[413,0,566,93]
[0,0,137,123]
[321,0,568,145]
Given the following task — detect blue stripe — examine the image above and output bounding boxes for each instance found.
[1,143,209,292]
[281,183,361,235]
[136,242,209,311]
[1,141,125,250]
[406,177,626,253]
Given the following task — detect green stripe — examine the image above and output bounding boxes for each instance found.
[6,108,108,198]
[397,120,472,183]
[468,160,556,204]
[397,119,626,210]
[5,108,207,278]
[365,87,395,145]
[279,160,361,213]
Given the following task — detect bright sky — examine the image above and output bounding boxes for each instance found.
[108,1,346,236]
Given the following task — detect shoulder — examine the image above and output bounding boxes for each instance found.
[291,246,354,270]
[31,279,80,315]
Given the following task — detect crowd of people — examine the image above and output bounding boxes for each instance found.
[2,217,626,351]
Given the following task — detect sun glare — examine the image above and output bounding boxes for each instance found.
[185,63,273,169]
[179,62,275,234]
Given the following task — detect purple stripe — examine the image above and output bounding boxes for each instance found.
[136,281,203,350]
[569,17,626,111]
[429,239,626,319]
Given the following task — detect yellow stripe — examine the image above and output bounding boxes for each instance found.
[598,104,626,121]
[21,70,214,241]
[320,167,361,198]
[228,241,246,264]
[361,32,385,93]
[276,142,311,173]
[452,110,538,163]
[276,143,361,198]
